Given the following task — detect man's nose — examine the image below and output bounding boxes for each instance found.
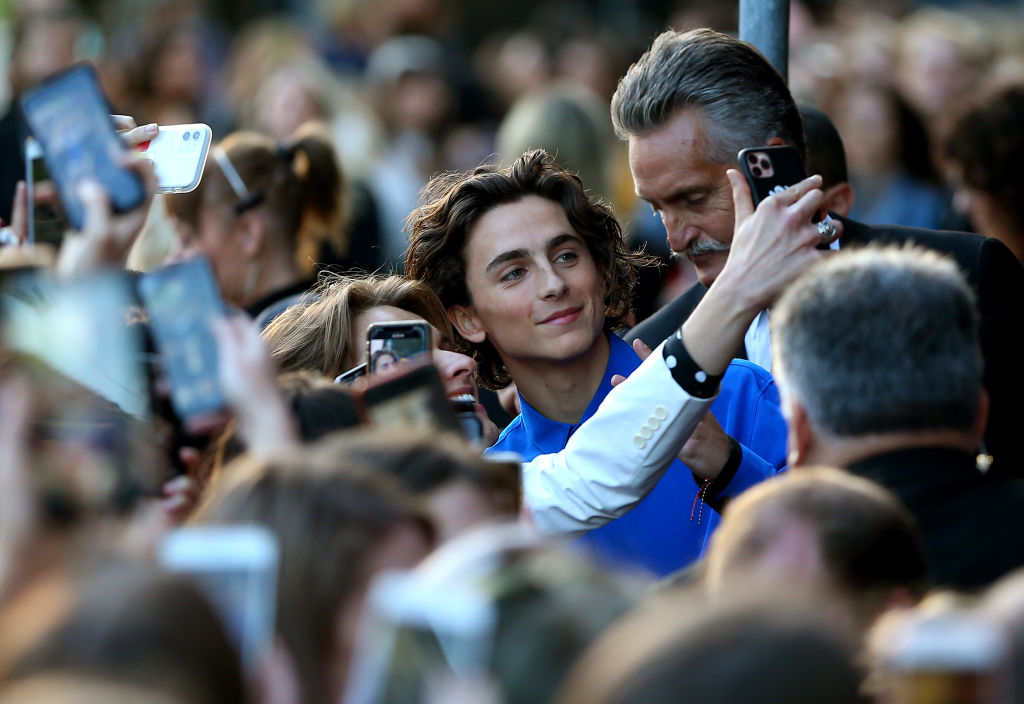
[662,211,701,254]
[434,349,477,383]
[539,264,570,299]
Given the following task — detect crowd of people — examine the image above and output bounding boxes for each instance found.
[3,0,1024,702]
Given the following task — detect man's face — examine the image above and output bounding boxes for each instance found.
[629,109,735,288]
[452,195,607,375]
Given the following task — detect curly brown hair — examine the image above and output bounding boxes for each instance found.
[404,149,647,390]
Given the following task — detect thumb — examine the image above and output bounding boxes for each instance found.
[727,168,754,228]
[76,180,110,238]
[632,337,653,361]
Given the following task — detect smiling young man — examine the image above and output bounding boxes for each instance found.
[404,150,788,575]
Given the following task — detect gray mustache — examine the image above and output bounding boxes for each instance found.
[685,239,731,258]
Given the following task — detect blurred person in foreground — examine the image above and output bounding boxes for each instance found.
[617,28,1024,479]
[705,467,928,632]
[405,149,789,576]
[941,83,1024,263]
[554,594,867,704]
[772,245,1024,591]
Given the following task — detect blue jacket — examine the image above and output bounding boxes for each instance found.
[487,333,787,576]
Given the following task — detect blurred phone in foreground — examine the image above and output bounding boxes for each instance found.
[19,63,145,231]
[159,525,279,671]
[343,570,496,704]
[24,137,70,247]
[137,256,227,431]
[875,609,1010,704]
[360,363,461,436]
[138,123,212,193]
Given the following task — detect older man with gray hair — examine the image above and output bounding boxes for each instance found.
[771,245,1024,591]
[614,28,1024,478]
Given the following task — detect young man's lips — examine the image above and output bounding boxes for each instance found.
[541,308,582,325]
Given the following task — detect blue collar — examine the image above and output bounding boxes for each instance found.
[516,333,642,452]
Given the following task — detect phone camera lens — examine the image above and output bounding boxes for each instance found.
[192,130,200,140]
[183,131,191,141]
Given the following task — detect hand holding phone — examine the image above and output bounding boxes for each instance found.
[138,123,212,194]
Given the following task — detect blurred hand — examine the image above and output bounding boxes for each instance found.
[677,412,731,480]
[55,157,157,277]
[610,338,653,387]
[112,115,159,149]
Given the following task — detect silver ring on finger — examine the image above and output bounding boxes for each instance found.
[817,216,837,245]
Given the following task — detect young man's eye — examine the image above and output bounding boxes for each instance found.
[555,251,579,264]
[501,267,525,282]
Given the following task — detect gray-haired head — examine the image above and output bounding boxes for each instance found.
[772,245,982,437]
[610,28,805,165]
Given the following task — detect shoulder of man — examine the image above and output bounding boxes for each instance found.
[624,281,707,348]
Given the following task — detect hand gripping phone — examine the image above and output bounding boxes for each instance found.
[19,63,145,231]
[737,145,808,207]
[138,123,212,193]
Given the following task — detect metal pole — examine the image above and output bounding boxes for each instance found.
[739,0,790,81]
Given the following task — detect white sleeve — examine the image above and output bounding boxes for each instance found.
[522,341,717,538]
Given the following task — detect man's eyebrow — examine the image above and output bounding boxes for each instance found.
[636,186,707,205]
[485,247,530,274]
[547,233,581,250]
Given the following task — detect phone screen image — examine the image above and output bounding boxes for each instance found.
[25,140,69,247]
[367,322,430,373]
[20,64,144,230]
[137,257,226,424]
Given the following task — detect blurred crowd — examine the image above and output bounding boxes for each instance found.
[3,0,1024,703]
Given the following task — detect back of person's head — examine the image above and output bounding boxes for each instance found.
[7,561,245,704]
[800,103,848,188]
[706,468,929,627]
[610,28,805,164]
[555,594,867,704]
[497,84,615,200]
[193,453,434,704]
[309,429,520,540]
[404,149,642,389]
[942,83,1024,232]
[262,273,451,378]
[772,245,981,437]
[165,124,343,278]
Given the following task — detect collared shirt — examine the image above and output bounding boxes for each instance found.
[488,333,788,576]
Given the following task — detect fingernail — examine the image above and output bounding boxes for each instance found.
[144,123,158,133]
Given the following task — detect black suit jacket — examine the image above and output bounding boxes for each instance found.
[626,216,1024,478]
[848,446,1024,591]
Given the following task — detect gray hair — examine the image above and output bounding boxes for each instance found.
[772,246,982,437]
[610,28,805,165]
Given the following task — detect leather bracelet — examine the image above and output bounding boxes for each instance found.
[663,330,723,399]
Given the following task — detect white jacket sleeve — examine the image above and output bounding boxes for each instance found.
[522,341,717,538]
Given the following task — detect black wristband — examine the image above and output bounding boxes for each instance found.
[692,436,743,513]
[663,330,723,398]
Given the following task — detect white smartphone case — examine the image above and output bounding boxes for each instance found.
[144,123,212,193]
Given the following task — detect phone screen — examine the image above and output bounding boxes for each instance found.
[26,140,70,246]
[137,257,226,424]
[20,64,144,230]
[367,322,430,372]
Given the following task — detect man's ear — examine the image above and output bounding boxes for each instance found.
[787,401,815,468]
[448,305,486,344]
[824,182,855,217]
[236,212,265,258]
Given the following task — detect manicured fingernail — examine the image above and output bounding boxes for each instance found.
[144,123,158,133]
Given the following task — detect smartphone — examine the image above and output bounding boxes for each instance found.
[336,362,368,385]
[737,145,807,207]
[366,321,431,373]
[876,609,1010,704]
[159,525,279,671]
[361,363,460,435]
[24,137,70,247]
[137,257,227,430]
[19,63,145,231]
[343,569,496,704]
[138,123,212,193]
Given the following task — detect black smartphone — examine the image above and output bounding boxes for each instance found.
[737,145,807,208]
[361,364,460,435]
[366,320,431,373]
[137,257,227,429]
[24,137,70,247]
[19,63,145,231]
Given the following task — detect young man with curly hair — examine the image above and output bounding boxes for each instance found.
[405,149,787,575]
